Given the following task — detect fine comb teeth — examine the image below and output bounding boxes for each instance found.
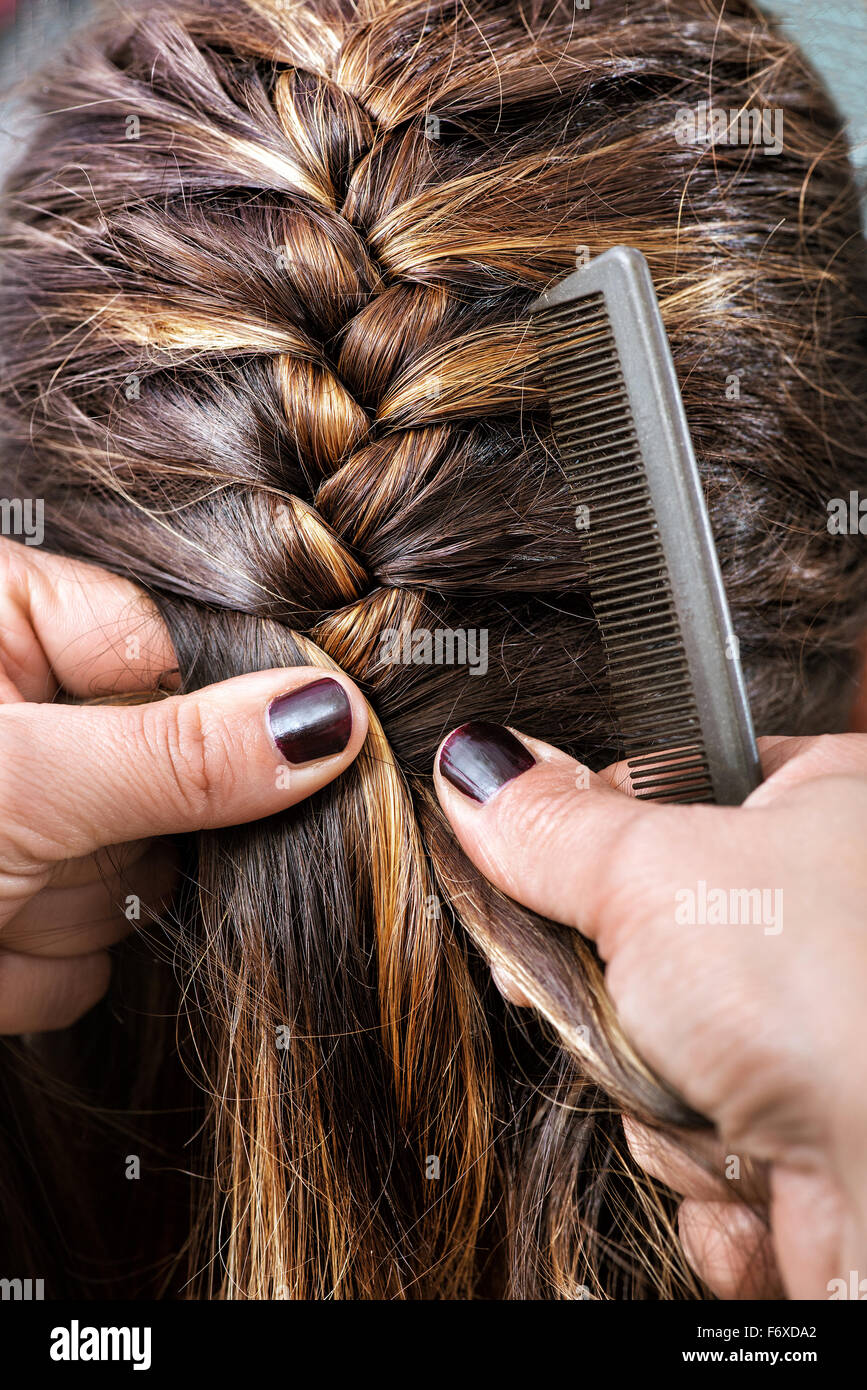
[530,245,762,805]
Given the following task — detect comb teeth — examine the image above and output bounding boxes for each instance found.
[536,295,713,802]
[531,248,761,807]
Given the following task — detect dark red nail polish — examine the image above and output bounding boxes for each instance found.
[439,721,535,803]
[268,678,352,764]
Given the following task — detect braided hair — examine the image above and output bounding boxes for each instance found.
[1,0,865,1297]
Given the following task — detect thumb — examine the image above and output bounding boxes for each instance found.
[0,669,367,871]
[433,719,654,948]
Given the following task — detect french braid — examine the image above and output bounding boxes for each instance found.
[1,0,865,1298]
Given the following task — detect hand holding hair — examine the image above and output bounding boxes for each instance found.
[0,539,367,1034]
[435,722,867,1300]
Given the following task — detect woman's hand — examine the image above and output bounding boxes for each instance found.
[435,720,867,1299]
[0,538,367,1034]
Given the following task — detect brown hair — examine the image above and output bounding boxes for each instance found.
[0,0,865,1298]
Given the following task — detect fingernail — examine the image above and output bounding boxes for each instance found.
[268,677,352,764]
[438,720,535,803]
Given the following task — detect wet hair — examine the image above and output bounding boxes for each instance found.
[0,0,865,1298]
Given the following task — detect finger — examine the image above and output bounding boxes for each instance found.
[0,538,177,702]
[678,1199,783,1300]
[745,732,867,806]
[0,949,111,1033]
[624,1117,731,1202]
[1,841,178,955]
[769,1165,855,1300]
[0,670,368,879]
[433,719,671,943]
[623,1117,768,1206]
[489,960,532,1006]
[433,720,867,950]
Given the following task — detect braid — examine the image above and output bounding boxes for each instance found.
[3,0,865,1299]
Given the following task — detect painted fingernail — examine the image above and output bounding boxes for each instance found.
[438,720,535,803]
[268,677,352,764]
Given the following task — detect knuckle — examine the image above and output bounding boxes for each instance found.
[492,778,574,869]
[0,707,66,869]
[143,696,232,824]
[587,805,672,939]
[0,534,30,592]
